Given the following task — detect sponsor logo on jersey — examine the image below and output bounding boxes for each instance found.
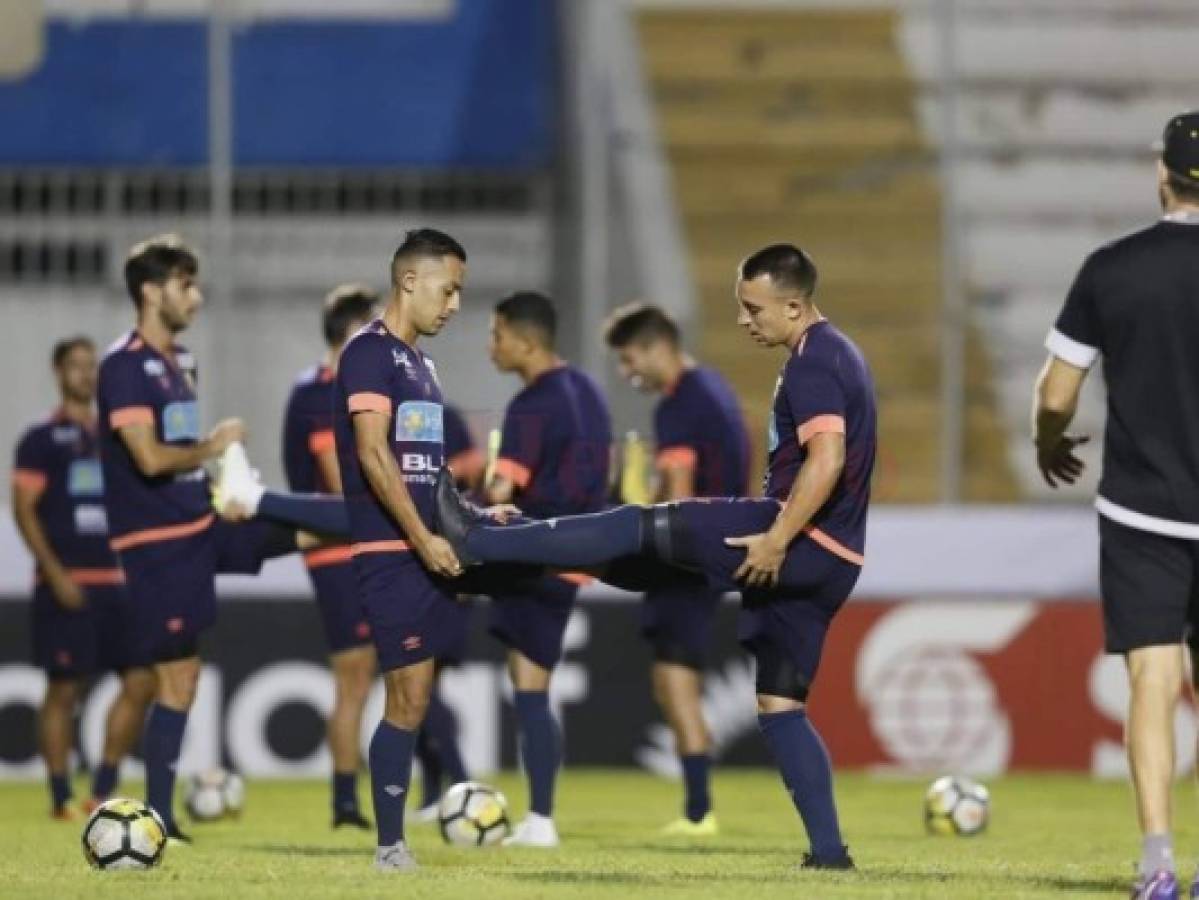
[162,401,200,442]
[51,426,79,444]
[395,401,443,443]
[143,358,166,377]
[73,504,109,535]
[67,459,104,497]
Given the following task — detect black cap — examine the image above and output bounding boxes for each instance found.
[1160,111,1199,182]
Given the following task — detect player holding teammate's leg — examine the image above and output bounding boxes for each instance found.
[11,337,155,819]
[435,244,872,869]
[98,235,300,842]
[484,292,612,847]
[329,229,478,872]
[603,304,751,835]
[282,284,381,829]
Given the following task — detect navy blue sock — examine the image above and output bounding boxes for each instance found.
[333,771,358,814]
[465,505,643,568]
[514,691,561,817]
[414,727,443,808]
[368,720,416,847]
[758,710,845,860]
[144,704,188,830]
[49,773,72,810]
[680,754,712,822]
[258,491,349,537]
[91,762,119,799]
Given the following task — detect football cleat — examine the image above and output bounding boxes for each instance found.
[432,467,486,566]
[501,813,560,848]
[51,801,83,822]
[332,808,372,830]
[1131,870,1179,900]
[800,847,856,871]
[165,824,193,847]
[660,812,719,837]
[212,442,264,517]
[374,841,418,872]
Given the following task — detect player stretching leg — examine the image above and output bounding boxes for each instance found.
[11,338,155,819]
[435,244,871,870]
[1034,112,1199,900]
[282,285,381,829]
[99,235,303,842]
[603,304,751,836]
[484,292,612,847]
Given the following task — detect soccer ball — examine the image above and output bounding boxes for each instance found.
[81,798,168,870]
[437,781,512,847]
[924,775,990,836]
[184,768,246,822]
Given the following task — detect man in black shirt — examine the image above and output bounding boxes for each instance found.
[1035,111,1199,900]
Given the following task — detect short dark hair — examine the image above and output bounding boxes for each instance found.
[322,283,379,347]
[739,243,818,299]
[495,291,556,348]
[51,336,94,368]
[602,303,680,349]
[1167,170,1199,205]
[390,228,467,286]
[124,233,198,308]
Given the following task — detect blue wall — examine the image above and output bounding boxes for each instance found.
[0,0,555,167]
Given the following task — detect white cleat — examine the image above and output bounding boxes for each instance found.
[410,803,440,825]
[213,441,265,516]
[374,841,418,872]
[502,813,560,848]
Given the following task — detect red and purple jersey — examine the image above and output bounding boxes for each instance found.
[12,412,120,579]
[765,320,875,564]
[97,332,211,552]
[494,365,612,519]
[334,320,444,552]
[654,366,750,497]
[283,363,337,494]
[443,404,483,484]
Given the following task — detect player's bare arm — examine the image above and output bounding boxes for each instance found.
[1033,356,1090,489]
[117,417,245,479]
[351,407,460,577]
[725,431,845,588]
[11,481,85,611]
[657,462,695,502]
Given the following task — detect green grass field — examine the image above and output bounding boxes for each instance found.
[0,770,1189,899]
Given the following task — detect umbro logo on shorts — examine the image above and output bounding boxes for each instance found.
[403,635,422,651]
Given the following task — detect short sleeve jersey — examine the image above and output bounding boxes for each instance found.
[494,365,612,519]
[443,404,483,483]
[1047,216,1199,530]
[12,413,116,571]
[334,320,444,547]
[97,332,210,548]
[765,321,876,561]
[654,366,751,497]
[283,363,337,494]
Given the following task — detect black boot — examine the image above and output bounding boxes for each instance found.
[432,467,485,566]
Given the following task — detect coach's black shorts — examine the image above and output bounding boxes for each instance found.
[1099,515,1199,653]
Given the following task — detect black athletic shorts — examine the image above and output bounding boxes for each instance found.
[1100,515,1199,653]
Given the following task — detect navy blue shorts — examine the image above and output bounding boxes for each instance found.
[353,551,469,673]
[119,518,295,666]
[675,498,861,697]
[488,574,580,671]
[306,559,372,655]
[31,584,135,678]
[641,583,723,670]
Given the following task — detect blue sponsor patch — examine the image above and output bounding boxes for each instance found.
[67,460,104,497]
[162,401,200,442]
[394,401,443,443]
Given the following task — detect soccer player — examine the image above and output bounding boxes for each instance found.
[435,243,872,870]
[11,337,155,818]
[98,234,299,841]
[331,228,474,871]
[282,284,380,828]
[603,303,751,835]
[484,291,612,847]
[1033,112,1199,900]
